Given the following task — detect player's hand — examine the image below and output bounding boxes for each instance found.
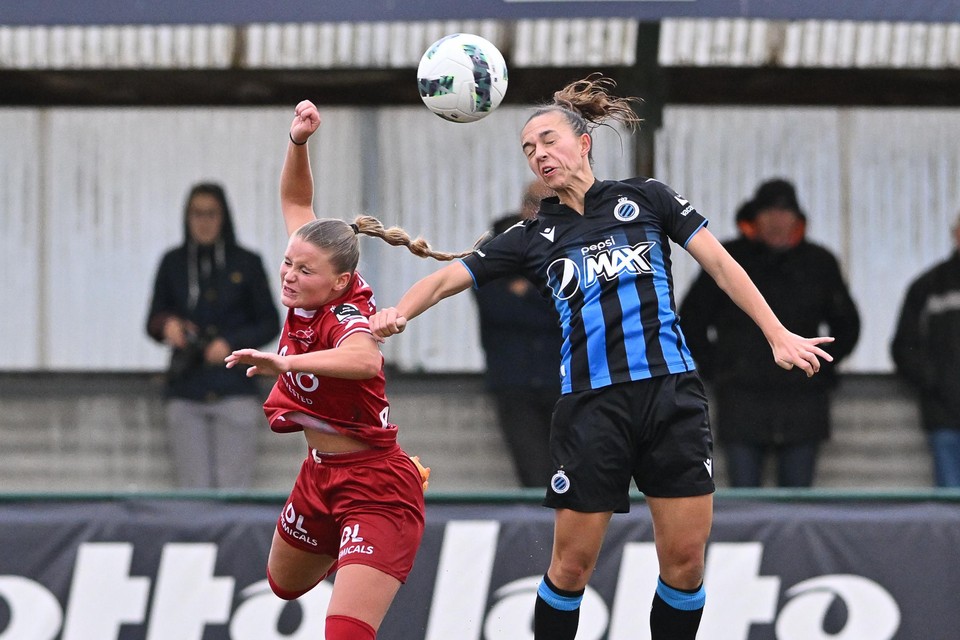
[290,100,321,145]
[225,348,288,377]
[369,307,407,341]
[410,455,431,492]
[769,329,834,377]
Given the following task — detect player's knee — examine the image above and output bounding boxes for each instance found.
[659,549,705,590]
[326,614,376,640]
[549,557,595,590]
[266,567,311,601]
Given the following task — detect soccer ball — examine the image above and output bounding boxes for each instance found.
[417,33,508,123]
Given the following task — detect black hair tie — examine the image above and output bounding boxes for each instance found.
[350,223,360,235]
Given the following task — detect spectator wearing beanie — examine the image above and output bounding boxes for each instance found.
[679,178,861,487]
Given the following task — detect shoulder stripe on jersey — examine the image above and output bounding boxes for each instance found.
[682,219,708,248]
[334,326,373,348]
[457,258,480,289]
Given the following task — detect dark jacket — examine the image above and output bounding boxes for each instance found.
[891,251,960,430]
[474,274,562,392]
[146,243,280,401]
[473,213,562,392]
[679,236,860,441]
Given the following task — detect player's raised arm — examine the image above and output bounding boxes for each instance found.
[280,100,322,237]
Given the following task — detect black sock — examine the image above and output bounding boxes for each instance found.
[650,577,705,640]
[534,574,584,640]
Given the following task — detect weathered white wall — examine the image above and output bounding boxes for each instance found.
[1,106,358,370]
[0,105,631,372]
[657,106,960,372]
[3,104,958,373]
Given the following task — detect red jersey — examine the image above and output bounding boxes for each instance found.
[263,273,398,448]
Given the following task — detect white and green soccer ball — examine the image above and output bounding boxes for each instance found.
[417,33,508,123]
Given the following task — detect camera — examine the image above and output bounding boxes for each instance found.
[167,330,210,383]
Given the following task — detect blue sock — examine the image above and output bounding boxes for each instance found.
[534,574,583,640]
[650,577,705,640]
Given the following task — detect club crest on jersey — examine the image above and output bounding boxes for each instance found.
[333,303,362,322]
[550,470,571,494]
[613,197,640,222]
[288,328,316,348]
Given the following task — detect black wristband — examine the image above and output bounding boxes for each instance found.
[289,131,307,146]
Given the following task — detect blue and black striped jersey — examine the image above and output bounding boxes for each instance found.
[461,177,707,394]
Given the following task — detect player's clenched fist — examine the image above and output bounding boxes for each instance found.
[369,308,407,339]
[289,100,321,145]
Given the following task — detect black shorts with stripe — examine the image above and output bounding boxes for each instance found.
[543,371,715,513]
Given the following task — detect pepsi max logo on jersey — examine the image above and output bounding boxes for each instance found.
[333,303,362,322]
[613,197,640,221]
[580,235,616,255]
[546,258,582,300]
[288,328,316,348]
[548,240,656,300]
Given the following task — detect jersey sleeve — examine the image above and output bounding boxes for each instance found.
[459,221,529,288]
[640,178,708,247]
[323,302,373,348]
[320,280,377,348]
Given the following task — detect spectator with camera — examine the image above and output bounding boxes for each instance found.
[146,182,280,489]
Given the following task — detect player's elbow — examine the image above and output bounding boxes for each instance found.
[351,352,383,379]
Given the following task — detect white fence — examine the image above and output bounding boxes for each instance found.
[2,104,958,372]
[657,106,960,372]
[0,105,632,371]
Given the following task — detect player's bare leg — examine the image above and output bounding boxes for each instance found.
[646,494,713,640]
[534,509,612,639]
[326,564,402,636]
[265,531,335,598]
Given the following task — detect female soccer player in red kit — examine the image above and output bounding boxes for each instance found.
[226,100,459,639]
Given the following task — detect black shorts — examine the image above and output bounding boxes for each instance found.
[543,371,715,513]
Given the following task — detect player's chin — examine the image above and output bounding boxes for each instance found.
[540,170,563,189]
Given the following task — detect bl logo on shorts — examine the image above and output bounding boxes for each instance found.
[550,470,571,494]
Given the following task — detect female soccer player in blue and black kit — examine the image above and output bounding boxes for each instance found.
[370,75,834,640]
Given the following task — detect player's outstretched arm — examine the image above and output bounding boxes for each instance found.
[280,100,322,237]
[369,262,474,338]
[226,333,382,380]
[686,227,834,377]
[225,348,287,377]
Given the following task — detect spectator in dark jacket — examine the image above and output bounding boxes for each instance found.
[473,181,561,487]
[146,182,280,489]
[891,213,960,487]
[679,179,860,487]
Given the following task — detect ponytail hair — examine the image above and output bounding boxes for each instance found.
[353,215,473,261]
[294,216,472,275]
[528,74,643,163]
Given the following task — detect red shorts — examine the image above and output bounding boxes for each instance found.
[276,443,426,583]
